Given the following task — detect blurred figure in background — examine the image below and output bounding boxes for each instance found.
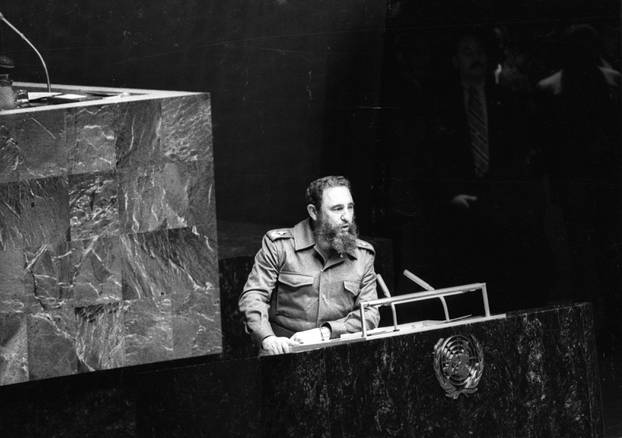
[537,24,622,351]
[424,27,551,312]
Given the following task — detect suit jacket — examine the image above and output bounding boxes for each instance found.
[425,75,536,211]
[536,67,621,226]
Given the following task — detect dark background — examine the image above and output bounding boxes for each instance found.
[1,0,621,434]
[1,0,387,229]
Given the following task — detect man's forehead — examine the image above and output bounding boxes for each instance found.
[321,186,353,205]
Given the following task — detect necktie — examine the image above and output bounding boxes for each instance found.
[467,86,489,177]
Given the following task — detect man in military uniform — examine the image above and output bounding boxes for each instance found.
[239,176,380,355]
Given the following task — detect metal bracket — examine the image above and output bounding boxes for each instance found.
[361,270,491,340]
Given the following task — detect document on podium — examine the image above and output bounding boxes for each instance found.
[289,314,506,354]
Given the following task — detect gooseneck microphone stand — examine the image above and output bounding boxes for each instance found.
[0,12,51,93]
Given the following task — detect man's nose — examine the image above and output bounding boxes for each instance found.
[341,211,353,222]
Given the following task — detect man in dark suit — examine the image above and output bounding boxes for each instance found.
[424,29,548,311]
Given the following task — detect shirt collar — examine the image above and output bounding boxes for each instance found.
[292,218,358,259]
[292,219,315,251]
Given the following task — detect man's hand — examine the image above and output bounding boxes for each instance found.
[450,194,478,208]
[261,336,294,355]
[290,327,329,345]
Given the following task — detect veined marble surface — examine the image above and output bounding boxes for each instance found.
[0,87,220,385]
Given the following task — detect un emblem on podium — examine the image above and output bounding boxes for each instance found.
[433,334,484,399]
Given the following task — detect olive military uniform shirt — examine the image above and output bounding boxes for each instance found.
[239,218,380,344]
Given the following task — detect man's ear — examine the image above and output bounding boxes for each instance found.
[307,204,318,221]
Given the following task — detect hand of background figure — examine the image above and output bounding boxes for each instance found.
[290,328,323,345]
[450,194,478,208]
[261,335,294,355]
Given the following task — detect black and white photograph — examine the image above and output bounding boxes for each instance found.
[0,1,620,436]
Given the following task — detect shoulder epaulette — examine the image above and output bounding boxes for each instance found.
[356,239,375,254]
[267,228,293,241]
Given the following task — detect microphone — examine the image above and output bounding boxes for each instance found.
[0,12,51,92]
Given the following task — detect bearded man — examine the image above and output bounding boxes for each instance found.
[238,176,380,355]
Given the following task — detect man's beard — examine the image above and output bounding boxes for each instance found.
[314,217,358,255]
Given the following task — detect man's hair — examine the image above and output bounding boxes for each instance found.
[305,176,351,210]
[452,27,500,67]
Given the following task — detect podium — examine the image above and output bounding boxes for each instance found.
[135,302,602,437]
[0,83,221,385]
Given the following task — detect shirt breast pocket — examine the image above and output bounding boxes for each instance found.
[276,272,315,317]
[331,280,361,315]
[343,280,361,297]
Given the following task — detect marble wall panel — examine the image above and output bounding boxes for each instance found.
[119,160,214,234]
[8,110,70,181]
[68,105,119,175]
[75,303,125,372]
[16,176,70,250]
[0,312,28,385]
[167,227,220,357]
[0,248,32,312]
[24,240,72,312]
[121,230,173,301]
[27,310,77,380]
[121,227,221,357]
[124,298,173,366]
[114,100,161,170]
[121,228,217,302]
[69,171,120,241]
[0,123,22,183]
[70,236,122,306]
[0,181,23,250]
[160,94,213,163]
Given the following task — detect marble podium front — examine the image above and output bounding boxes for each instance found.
[0,83,221,385]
